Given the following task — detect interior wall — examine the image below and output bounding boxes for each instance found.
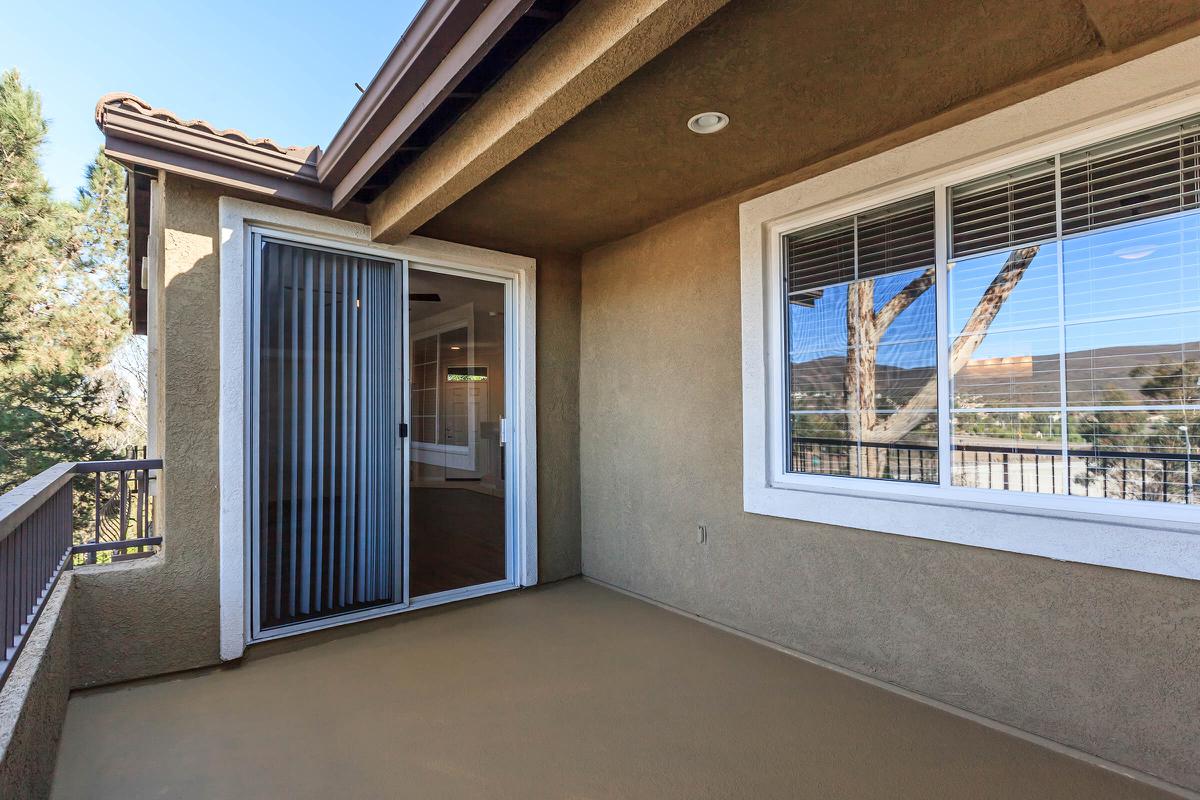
[578,194,1200,791]
[535,252,583,582]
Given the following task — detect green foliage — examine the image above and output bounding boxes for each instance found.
[0,69,131,492]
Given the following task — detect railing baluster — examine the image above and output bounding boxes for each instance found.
[119,470,129,557]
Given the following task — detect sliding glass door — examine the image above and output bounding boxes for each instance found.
[246,236,519,639]
[250,237,401,634]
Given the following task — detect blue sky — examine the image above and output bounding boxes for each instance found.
[2,0,423,200]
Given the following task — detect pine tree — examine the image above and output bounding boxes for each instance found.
[0,70,126,491]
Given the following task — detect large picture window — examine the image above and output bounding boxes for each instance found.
[783,113,1200,506]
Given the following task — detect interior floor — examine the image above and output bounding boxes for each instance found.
[50,580,1180,800]
[408,486,505,597]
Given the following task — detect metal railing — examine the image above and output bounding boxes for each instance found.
[73,454,160,565]
[0,458,162,688]
[791,436,1197,502]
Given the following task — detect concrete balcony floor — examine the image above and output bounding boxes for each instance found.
[51,579,1178,799]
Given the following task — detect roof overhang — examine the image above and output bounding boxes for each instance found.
[94,0,551,214]
[318,0,535,208]
[96,94,327,208]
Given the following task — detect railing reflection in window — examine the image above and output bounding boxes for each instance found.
[790,436,1196,503]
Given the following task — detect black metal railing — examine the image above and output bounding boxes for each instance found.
[791,436,1197,503]
[73,452,160,565]
[0,458,162,688]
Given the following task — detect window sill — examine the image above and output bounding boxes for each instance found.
[744,477,1200,581]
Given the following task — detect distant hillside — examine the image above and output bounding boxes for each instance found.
[790,341,1197,408]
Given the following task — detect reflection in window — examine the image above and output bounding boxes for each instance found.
[786,194,938,483]
[783,113,1200,504]
[945,114,1200,503]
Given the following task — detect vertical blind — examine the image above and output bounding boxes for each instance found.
[256,240,398,631]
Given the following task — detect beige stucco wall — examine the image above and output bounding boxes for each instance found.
[535,252,582,582]
[67,176,582,688]
[71,175,224,687]
[0,575,72,799]
[578,194,1200,791]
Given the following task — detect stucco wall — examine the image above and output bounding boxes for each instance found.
[578,195,1200,791]
[0,575,72,799]
[535,252,582,582]
[71,174,223,687]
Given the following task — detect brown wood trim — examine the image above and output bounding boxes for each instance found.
[101,104,320,182]
[318,0,490,186]
[327,0,535,208]
[103,136,332,209]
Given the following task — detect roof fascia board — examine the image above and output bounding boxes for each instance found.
[103,136,331,209]
[329,0,536,209]
[318,0,491,187]
[101,105,320,182]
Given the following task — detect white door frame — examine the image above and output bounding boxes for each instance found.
[218,197,537,660]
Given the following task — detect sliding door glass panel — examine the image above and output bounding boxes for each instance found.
[255,239,398,631]
[408,267,507,597]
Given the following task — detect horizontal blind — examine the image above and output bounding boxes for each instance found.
[785,218,854,297]
[785,192,935,299]
[950,160,1056,258]
[1061,116,1200,235]
[857,194,936,279]
[257,240,397,632]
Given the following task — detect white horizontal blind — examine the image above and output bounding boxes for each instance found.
[784,218,854,302]
[255,239,397,631]
[1061,116,1200,235]
[950,160,1057,258]
[857,194,936,279]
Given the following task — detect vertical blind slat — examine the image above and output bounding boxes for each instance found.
[257,242,397,630]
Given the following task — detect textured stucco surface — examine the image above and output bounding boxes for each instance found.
[420,0,1200,254]
[70,174,223,687]
[579,195,1200,792]
[0,575,72,800]
[535,252,582,582]
[370,0,732,243]
[50,580,1185,800]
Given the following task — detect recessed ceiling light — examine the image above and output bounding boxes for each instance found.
[450,345,462,350]
[687,111,729,135]
[1115,244,1158,260]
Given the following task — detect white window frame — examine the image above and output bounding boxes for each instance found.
[741,37,1200,582]
[218,197,538,660]
[409,302,479,470]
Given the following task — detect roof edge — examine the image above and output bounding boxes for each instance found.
[317,0,490,186]
[96,94,330,209]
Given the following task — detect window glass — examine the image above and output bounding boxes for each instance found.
[783,113,1200,505]
[785,194,938,484]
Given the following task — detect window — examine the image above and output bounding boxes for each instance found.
[782,113,1200,506]
[786,194,938,483]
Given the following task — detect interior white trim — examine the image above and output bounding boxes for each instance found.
[218,197,537,660]
[740,36,1200,582]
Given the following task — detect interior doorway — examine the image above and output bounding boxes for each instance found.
[407,267,509,598]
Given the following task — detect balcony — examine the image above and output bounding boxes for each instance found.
[45,580,1181,800]
[0,460,1191,799]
